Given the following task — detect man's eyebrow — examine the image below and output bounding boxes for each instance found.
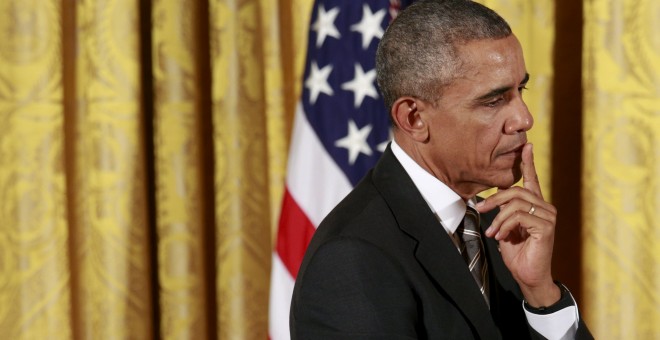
[520,73,530,86]
[474,73,530,101]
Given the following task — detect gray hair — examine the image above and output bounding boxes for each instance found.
[376,0,512,111]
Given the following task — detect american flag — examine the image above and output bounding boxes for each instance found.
[268,1,412,338]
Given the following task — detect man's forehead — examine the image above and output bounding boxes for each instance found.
[434,43,526,101]
[454,36,524,65]
[454,38,526,76]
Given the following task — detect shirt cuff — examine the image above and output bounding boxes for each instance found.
[523,282,580,340]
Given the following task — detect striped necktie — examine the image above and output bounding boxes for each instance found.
[457,206,490,307]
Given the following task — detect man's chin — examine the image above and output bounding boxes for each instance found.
[491,170,523,190]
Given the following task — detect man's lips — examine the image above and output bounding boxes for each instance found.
[498,143,526,156]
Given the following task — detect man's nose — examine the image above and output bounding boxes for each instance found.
[504,97,534,134]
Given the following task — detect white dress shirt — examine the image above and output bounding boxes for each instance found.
[391,140,579,340]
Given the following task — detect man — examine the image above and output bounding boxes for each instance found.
[290,0,593,339]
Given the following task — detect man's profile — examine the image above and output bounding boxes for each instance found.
[290,0,593,338]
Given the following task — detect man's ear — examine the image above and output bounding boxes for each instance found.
[391,97,429,142]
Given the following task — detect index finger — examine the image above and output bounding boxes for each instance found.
[521,143,543,199]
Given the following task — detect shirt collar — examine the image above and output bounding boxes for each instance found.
[391,140,476,235]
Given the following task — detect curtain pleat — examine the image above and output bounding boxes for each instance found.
[152,0,213,338]
[259,0,289,240]
[210,0,278,338]
[582,0,660,338]
[0,1,71,338]
[69,0,154,339]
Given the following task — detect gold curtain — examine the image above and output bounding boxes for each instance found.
[0,0,312,338]
[0,1,71,339]
[582,0,660,338]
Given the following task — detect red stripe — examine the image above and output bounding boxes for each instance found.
[276,188,317,278]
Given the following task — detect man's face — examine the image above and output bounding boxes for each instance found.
[422,35,532,196]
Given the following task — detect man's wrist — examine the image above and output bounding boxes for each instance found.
[520,278,561,308]
[523,281,574,315]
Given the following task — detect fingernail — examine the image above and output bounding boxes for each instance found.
[485,226,492,236]
[495,231,501,240]
[476,200,485,208]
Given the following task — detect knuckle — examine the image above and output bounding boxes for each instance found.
[513,211,525,222]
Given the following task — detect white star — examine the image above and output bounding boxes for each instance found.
[350,4,386,49]
[312,5,341,48]
[377,129,393,152]
[305,62,334,104]
[341,63,379,108]
[335,120,373,165]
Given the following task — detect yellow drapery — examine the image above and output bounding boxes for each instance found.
[583,0,660,338]
[0,0,313,338]
[0,1,71,338]
[1,0,658,339]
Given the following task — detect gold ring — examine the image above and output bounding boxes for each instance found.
[528,204,536,215]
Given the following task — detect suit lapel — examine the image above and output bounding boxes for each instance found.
[372,147,500,338]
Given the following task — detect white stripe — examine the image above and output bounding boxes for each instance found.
[468,252,480,270]
[286,102,353,227]
[268,255,296,340]
[463,230,480,237]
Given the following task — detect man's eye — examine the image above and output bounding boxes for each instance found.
[486,98,504,107]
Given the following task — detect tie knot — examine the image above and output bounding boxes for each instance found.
[460,206,480,236]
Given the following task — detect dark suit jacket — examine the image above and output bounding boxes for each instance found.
[290,147,592,339]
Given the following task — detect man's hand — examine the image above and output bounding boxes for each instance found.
[475,143,561,307]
